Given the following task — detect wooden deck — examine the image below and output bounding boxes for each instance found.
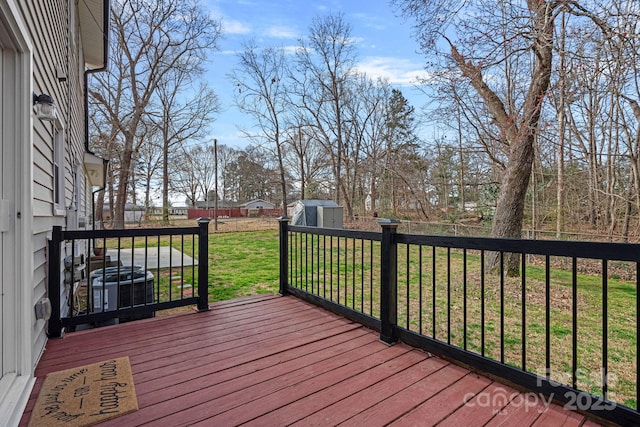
[20,295,605,426]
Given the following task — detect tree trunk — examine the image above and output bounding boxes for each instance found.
[489,133,535,275]
[113,138,134,229]
[162,110,170,224]
[622,173,633,242]
[449,2,554,275]
[95,189,105,226]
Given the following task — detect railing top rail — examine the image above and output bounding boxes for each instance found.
[396,233,640,262]
[289,224,640,262]
[60,226,201,240]
[288,225,381,241]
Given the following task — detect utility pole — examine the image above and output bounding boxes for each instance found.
[214,138,218,231]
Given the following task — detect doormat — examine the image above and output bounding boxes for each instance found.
[28,356,138,427]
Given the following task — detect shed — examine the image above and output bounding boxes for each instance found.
[291,200,343,228]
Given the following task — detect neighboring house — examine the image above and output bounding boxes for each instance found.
[171,206,188,216]
[189,199,280,219]
[150,206,189,215]
[239,199,276,210]
[194,199,276,210]
[194,199,235,209]
[149,206,188,216]
[0,1,109,424]
[102,203,145,223]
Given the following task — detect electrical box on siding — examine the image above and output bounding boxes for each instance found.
[317,206,343,229]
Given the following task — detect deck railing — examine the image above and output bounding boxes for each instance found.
[279,217,640,425]
[47,218,211,337]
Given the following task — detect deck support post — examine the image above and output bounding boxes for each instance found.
[379,219,400,345]
[278,216,290,295]
[197,218,211,312]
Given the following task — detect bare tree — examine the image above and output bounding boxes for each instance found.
[380,88,420,217]
[171,143,216,207]
[215,144,240,203]
[554,12,569,238]
[340,74,388,216]
[231,42,289,209]
[282,117,331,201]
[89,0,221,228]
[151,77,219,223]
[224,146,281,203]
[88,36,129,226]
[394,0,626,273]
[131,121,163,214]
[292,13,357,216]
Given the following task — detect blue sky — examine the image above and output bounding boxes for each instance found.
[201,0,430,149]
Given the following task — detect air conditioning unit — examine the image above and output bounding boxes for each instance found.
[90,266,155,322]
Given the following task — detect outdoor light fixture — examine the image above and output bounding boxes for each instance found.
[33,92,57,121]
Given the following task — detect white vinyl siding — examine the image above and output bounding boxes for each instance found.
[0,0,102,423]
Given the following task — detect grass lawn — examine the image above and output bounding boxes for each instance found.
[206,230,281,301]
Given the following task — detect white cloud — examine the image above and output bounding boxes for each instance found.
[356,56,430,86]
[264,25,298,39]
[282,45,301,55]
[223,18,252,35]
[351,12,386,31]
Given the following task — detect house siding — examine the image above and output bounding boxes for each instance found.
[17,1,70,376]
[1,0,101,424]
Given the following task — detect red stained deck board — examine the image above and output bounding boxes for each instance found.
[128,315,352,371]
[532,404,589,426]
[214,346,428,427]
[277,353,447,426]
[481,381,565,427]
[100,337,396,426]
[339,363,470,427]
[134,330,376,408]
[35,297,321,373]
[437,381,515,427]
[136,323,369,396]
[20,294,602,427]
[131,311,346,374]
[40,294,283,351]
[389,372,492,426]
[167,341,413,426]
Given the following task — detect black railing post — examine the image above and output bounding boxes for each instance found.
[379,218,400,345]
[278,216,290,295]
[197,218,210,312]
[48,226,63,338]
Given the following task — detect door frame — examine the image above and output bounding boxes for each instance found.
[0,0,34,423]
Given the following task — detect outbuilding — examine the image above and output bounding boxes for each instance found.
[290,200,343,228]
